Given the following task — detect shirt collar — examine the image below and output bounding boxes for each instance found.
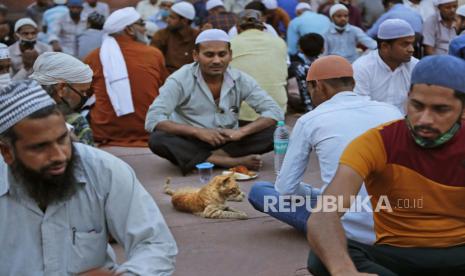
[329,23,351,33]
[317,91,360,108]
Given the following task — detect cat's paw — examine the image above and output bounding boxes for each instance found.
[236,211,248,220]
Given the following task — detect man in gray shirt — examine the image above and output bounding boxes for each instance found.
[0,80,177,275]
[145,29,284,175]
[423,0,458,55]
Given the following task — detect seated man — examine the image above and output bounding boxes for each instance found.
[248,56,402,235]
[145,29,284,175]
[0,43,11,89]
[0,80,177,275]
[31,52,95,145]
[307,55,465,275]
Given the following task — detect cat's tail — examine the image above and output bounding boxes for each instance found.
[164,177,175,196]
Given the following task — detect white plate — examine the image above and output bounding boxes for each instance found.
[222,171,258,181]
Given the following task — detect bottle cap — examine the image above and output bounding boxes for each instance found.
[277,121,285,126]
[196,162,215,169]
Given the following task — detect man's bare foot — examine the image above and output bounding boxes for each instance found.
[207,154,262,171]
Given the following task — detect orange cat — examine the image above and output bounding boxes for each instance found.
[164,174,248,219]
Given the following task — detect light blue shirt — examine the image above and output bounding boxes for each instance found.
[287,11,331,55]
[367,4,423,37]
[324,24,377,63]
[275,92,403,244]
[0,143,178,275]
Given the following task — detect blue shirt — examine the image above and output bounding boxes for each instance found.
[367,4,423,37]
[287,11,331,55]
[324,24,377,63]
[449,34,465,59]
[278,0,298,19]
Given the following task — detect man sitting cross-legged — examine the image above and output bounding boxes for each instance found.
[145,29,284,175]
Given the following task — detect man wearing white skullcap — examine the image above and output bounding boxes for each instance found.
[323,4,377,62]
[456,4,465,34]
[8,18,52,81]
[151,1,199,74]
[31,52,94,145]
[0,43,11,89]
[204,0,238,32]
[0,79,177,275]
[353,19,418,114]
[262,0,290,37]
[423,0,458,55]
[146,29,284,175]
[85,7,168,147]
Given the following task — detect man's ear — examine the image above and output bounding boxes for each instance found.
[54,83,66,98]
[124,25,135,37]
[192,49,199,62]
[0,141,14,165]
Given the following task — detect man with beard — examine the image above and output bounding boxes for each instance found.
[423,0,458,55]
[145,29,283,175]
[49,0,87,57]
[151,1,199,74]
[0,80,177,275]
[31,51,94,145]
[81,0,110,19]
[85,7,168,147]
[306,55,465,276]
[353,19,418,114]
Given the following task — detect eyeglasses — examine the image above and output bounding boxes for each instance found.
[66,83,91,98]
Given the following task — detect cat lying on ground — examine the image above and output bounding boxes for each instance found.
[164,174,248,219]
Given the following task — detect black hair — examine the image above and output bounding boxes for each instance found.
[299,33,324,57]
[0,105,61,145]
[87,12,105,30]
[376,37,397,48]
[382,0,403,7]
[244,1,267,13]
[454,91,465,106]
[194,42,231,52]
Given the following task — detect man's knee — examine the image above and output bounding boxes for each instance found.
[148,130,171,155]
[248,182,278,212]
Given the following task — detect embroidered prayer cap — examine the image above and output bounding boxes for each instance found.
[30,52,93,85]
[0,43,9,60]
[411,55,465,93]
[433,0,457,6]
[14,18,38,33]
[377,19,414,40]
[295,2,312,12]
[457,4,465,16]
[0,80,56,134]
[103,7,140,34]
[329,4,348,18]
[195,29,230,45]
[171,1,196,20]
[262,0,278,10]
[206,0,224,11]
[306,55,353,81]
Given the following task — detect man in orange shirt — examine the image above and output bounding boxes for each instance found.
[307,55,465,275]
[85,7,167,147]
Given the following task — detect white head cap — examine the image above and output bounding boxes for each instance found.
[14,18,38,33]
[171,2,196,20]
[206,0,224,11]
[329,4,349,18]
[295,2,312,13]
[103,7,140,34]
[195,29,230,44]
[54,0,67,4]
[0,43,9,60]
[457,4,465,16]
[433,0,457,6]
[262,0,278,10]
[377,19,415,40]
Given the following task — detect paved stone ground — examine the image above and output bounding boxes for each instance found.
[103,115,323,276]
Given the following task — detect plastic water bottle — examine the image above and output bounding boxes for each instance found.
[274,121,289,175]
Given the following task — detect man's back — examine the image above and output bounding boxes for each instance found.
[367,4,423,37]
[287,11,331,54]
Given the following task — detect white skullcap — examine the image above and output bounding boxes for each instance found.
[433,0,457,6]
[54,0,66,4]
[14,18,38,33]
[457,4,465,16]
[295,2,312,12]
[103,7,140,34]
[206,0,224,11]
[0,43,9,60]
[262,0,278,10]
[377,19,414,40]
[329,4,348,18]
[195,29,230,44]
[30,52,93,85]
[171,2,196,20]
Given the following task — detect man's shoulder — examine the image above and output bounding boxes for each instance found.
[74,143,127,173]
[353,51,377,69]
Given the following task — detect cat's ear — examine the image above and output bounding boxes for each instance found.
[222,175,232,185]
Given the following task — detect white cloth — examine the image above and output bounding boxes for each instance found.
[404,0,435,21]
[353,50,419,114]
[275,92,403,245]
[0,43,9,59]
[136,0,160,20]
[262,0,278,9]
[457,4,465,16]
[196,29,230,44]
[228,23,278,38]
[171,2,196,20]
[329,4,348,18]
[100,7,140,117]
[295,2,312,12]
[433,0,456,6]
[14,18,38,33]
[206,0,224,11]
[30,52,93,84]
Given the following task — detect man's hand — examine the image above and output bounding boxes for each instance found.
[219,128,245,142]
[195,128,227,146]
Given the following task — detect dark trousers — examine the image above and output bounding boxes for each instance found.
[308,239,465,276]
[148,126,275,175]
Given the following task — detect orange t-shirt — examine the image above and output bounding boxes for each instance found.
[340,119,465,248]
